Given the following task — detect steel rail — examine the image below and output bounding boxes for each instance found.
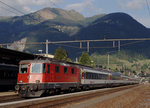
[0,85,139,108]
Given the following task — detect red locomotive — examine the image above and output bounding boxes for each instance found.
[15,58,139,97]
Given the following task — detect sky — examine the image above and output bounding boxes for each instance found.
[0,0,150,28]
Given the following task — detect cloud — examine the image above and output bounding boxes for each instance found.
[117,0,150,27]
[0,0,63,16]
[136,17,150,28]
[0,0,103,17]
[23,6,31,13]
[66,0,94,12]
[65,0,103,16]
[118,0,145,10]
[128,13,150,27]
[126,0,145,10]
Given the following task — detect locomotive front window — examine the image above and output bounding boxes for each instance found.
[31,63,42,73]
[20,64,28,74]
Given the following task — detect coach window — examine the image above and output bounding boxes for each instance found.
[102,74,105,80]
[86,72,90,79]
[55,66,59,73]
[93,73,96,79]
[48,64,50,73]
[95,73,98,79]
[103,74,106,80]
[93,73,95,79]
[106,75,109,80]
[64,67,67,74]
[89,73,92,79]
[85,73,88,79]
[82,73,86,78]
[86,73,88,79]
[43,64,46,73]
[71,68,75,74]
[98,74,100,79]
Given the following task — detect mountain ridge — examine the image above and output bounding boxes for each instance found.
[0,8,150,58]
[75,12,150,40]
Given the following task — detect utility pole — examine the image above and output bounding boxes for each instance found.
[113,41,115,48]
[46,40,48,57]
[107,53,110,70]
[87,41,89,52]
[118,40,120,52]
[80,42,82,49]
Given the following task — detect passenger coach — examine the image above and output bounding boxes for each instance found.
[0,64,18,91]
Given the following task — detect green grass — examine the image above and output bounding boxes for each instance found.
[90,52,150,75]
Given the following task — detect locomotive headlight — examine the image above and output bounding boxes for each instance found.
[19,80,22,83]
[21,86,25,90]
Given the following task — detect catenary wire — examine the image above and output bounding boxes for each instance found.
[50,40,145,49]
[145,0,150,16]
[0,0,40,22]
[0,0,25,15]
[0,6,18,15]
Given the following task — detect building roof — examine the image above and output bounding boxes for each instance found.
[0,48,39,65]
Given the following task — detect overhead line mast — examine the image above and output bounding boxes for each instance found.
[1,38,150,45]
[1,38,150,53]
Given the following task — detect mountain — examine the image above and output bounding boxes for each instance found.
[0,8,85,42]
[0,8,88,54]
[82,14,106,25]
[0,8,150,58]
[34,8,85,22]
[0,16,12,20]
[75,12,150,40]
[6,8,85,25]
[73,13,150,57]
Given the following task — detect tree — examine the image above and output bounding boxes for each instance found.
[79,52,95,67]
[54,47,68,61]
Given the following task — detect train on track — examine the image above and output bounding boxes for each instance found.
[15,58,139,97]
[0,64,18,91]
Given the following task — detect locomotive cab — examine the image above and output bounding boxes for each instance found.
[15,60,49,97]
[18,63,44,84]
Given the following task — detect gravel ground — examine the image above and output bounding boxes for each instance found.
[62,84,150,108]
[88,84,150,108]
[1,84,148,108]
[0,92,17,97]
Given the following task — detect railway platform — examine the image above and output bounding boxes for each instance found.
[0,91,17,97]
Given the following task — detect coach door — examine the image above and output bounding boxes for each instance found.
[46,64,52,82]
[42,64,52,82]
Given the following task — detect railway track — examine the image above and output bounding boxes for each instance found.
[0,84,139,108]
[0,94,25,103]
